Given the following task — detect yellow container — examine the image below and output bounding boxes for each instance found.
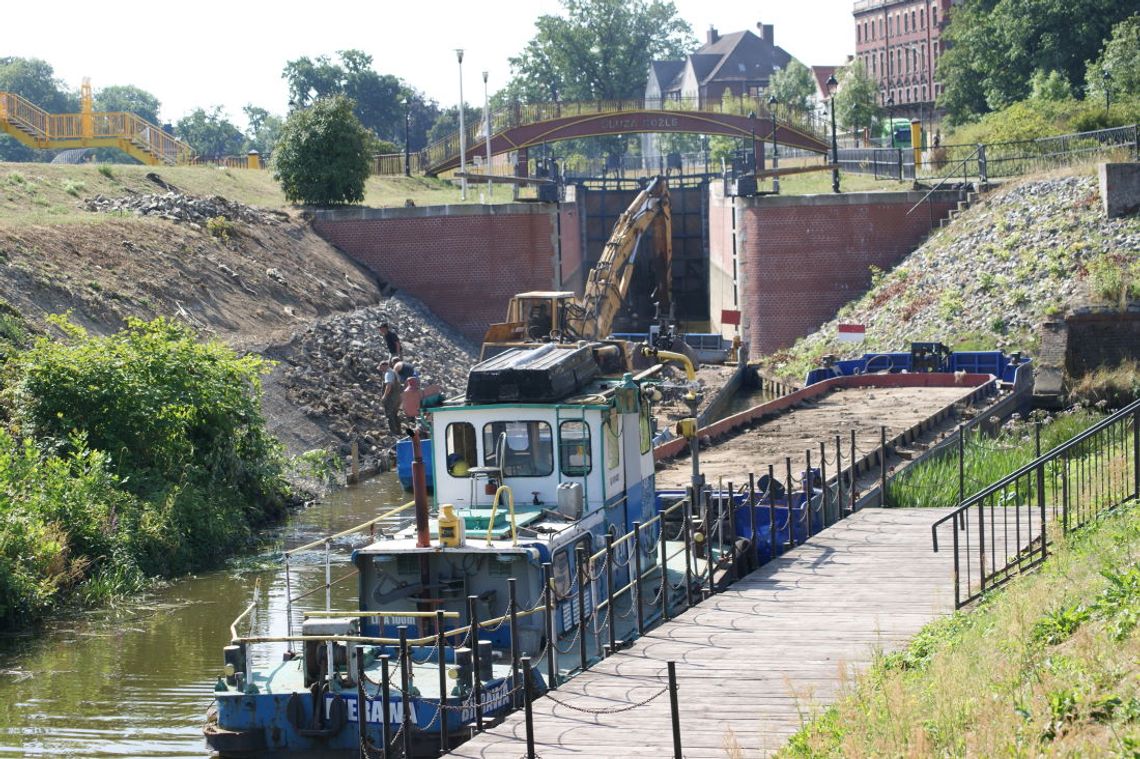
[438,503,466,547]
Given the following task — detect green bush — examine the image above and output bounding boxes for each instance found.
[272,95,372,205]
[0,315,290,624]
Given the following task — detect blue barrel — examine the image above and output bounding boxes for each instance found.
[394,438,434,491]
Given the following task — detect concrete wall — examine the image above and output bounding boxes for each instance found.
[1064,310,1140,376]
[708,184,738,339]
[728,188,958,355]
[1100,162,1140,218]
[312,203,564,343]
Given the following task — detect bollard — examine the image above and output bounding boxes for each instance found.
[804,449,813,539]
[467,596,484,731]
[508,578,520,708]
[349,439,360,484]
[767,464,776,557]
[355,646,368,759]
[576,545,588,673]
[747,474,757,572]
[834,434,843,519]
[820,441,829,527]
[436,611,450,752]
[522,657,536,759]
[399,626,414,759]
[542,561,557,690]
[380,654,391,754]
[633,521,645,636]
[605,533,616,655]
[668,660,682,759]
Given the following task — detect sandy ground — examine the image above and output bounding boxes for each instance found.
[657,385,976,489]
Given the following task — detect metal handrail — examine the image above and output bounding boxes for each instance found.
[286,500,415,556]
[907,144,980,216]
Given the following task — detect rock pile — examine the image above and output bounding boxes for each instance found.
[771,174,1140,376]
[274,293,478,457]
[84,192,286,226]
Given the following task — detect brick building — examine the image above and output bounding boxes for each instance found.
[852,0,959,114]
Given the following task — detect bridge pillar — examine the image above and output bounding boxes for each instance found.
[515,146,529,178]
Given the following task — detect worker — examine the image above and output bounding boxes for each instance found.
[394,360,416,384]
[379,322,402,360]
[379,360,403,434]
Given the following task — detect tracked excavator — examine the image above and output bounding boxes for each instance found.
[481,175,676,360]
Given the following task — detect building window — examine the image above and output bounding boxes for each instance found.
[932,7,938,25]
[912,10,916,31]
[920,8,925,29]
[483,421,553,477]
[904,12,909,32]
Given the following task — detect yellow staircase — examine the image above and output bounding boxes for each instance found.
[0,79,193,166]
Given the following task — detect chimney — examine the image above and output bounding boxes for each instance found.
[707,25,719,45]
[760,23,774,46]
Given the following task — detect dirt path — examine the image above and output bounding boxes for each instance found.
[657,385,975,488]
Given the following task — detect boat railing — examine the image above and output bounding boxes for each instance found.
[485,485,519,545]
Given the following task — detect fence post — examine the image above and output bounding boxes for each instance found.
[399,626,414,759]
[633,521,645,636]
[355,646,368,759]
[379,654,391,754]
[850,430,857,514]
[466,598,484,731]
[576,545,588,673]
[543,562,557,689]
[522,657,536,759]
[820,441,829,527]
[436,610,450,752]
[1035,420,1042,458]
[660,524,671,622]
[703,488,715,595]
[1037,461,1048,561]
[747,474,757,570]
[897,148,904,181]
[727,482,737,579]
[508,577,520,708]
[683,489,694,604]
[1133,408,1139,499]
[880,426,889,507]
[958,425,965,507]
[767,464,776,556]
[605,533,616,655]
[804,449,814,538]
[784,457,795,547]
[668,661,682,759]
[977,143,988,184]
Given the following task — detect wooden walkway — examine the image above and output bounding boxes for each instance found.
[448,507,956,759]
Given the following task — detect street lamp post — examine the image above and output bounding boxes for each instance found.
[483,71,492,202]
[456,49,467,200]
[767,95,780,193]
[1102,69,1112,116]
[403,96,411,177]
[827,74,840,193]
[747,111,757,175]
[886,95,895,147]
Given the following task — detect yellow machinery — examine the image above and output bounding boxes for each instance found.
[482,176,672,357]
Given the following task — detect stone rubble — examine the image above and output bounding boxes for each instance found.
[84,191,287,225]
[273,292,478,459]
[771,174,1140,376]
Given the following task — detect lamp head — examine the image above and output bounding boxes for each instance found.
[825,74,838,95]
[455,49,464,64]
[767,95,777,107]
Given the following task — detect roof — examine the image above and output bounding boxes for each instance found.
[811,65,840,96]
[649,28,795,95]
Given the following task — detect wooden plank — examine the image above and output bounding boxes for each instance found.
[447,508,957,758]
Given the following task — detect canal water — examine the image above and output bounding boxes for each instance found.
[0,475,411,758]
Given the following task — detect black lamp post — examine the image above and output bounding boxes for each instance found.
[886,95,895,148]
[1102,69,1112,116]
[747,110,757,174]
[767,94,780,192]
[827,74,839,193]
[403,96,411,177]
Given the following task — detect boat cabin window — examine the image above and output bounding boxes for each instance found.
[604,410,620,470]
[559,420,592,476]
[551,535,591,598]
[482,421,553,477]
[445,422,477,477]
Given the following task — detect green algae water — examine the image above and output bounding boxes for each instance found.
[0,475,410,758]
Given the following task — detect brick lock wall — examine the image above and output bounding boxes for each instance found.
[736,192,957,356]
[312,206,562,343]
[1064,312,1140,376]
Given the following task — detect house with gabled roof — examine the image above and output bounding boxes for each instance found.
[645,23,795,107]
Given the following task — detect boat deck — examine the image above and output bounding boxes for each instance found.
[657,384,977,489]
[446,506,956,758]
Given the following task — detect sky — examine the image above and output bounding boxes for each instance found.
[4,1,856,129]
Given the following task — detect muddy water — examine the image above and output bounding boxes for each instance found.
[0,475,410,758]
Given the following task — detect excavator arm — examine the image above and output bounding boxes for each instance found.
[565,176,671,340]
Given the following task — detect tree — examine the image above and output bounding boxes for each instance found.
[938,0,1138,123]
[1029,70,1072,101]
[426,104,484,146]
[833,61,881,139]
[768,60,816,114]
[94,85,161,125]
[281,50,430,146]
[1085,14,1140,103]
[175,107,245,157]
[0,57,75,162]
[272,95,371,205]
[242,105,285,156]
[507,0,696,102]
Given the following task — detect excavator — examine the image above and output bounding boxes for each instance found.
[480,175,674,360]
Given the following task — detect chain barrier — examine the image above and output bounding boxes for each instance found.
[544,684,669,715]
[552,617,583,654]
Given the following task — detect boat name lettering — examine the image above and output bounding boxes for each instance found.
[462,679,511,721]
[331,693,418,726]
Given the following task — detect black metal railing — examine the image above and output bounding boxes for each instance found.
[932,400,1140,608]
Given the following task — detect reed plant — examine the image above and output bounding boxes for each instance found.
[887,408,1103,508]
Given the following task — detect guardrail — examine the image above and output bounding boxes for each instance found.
[932,399,1139,608]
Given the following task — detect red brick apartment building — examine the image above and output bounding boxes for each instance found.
[852,0,959,114]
